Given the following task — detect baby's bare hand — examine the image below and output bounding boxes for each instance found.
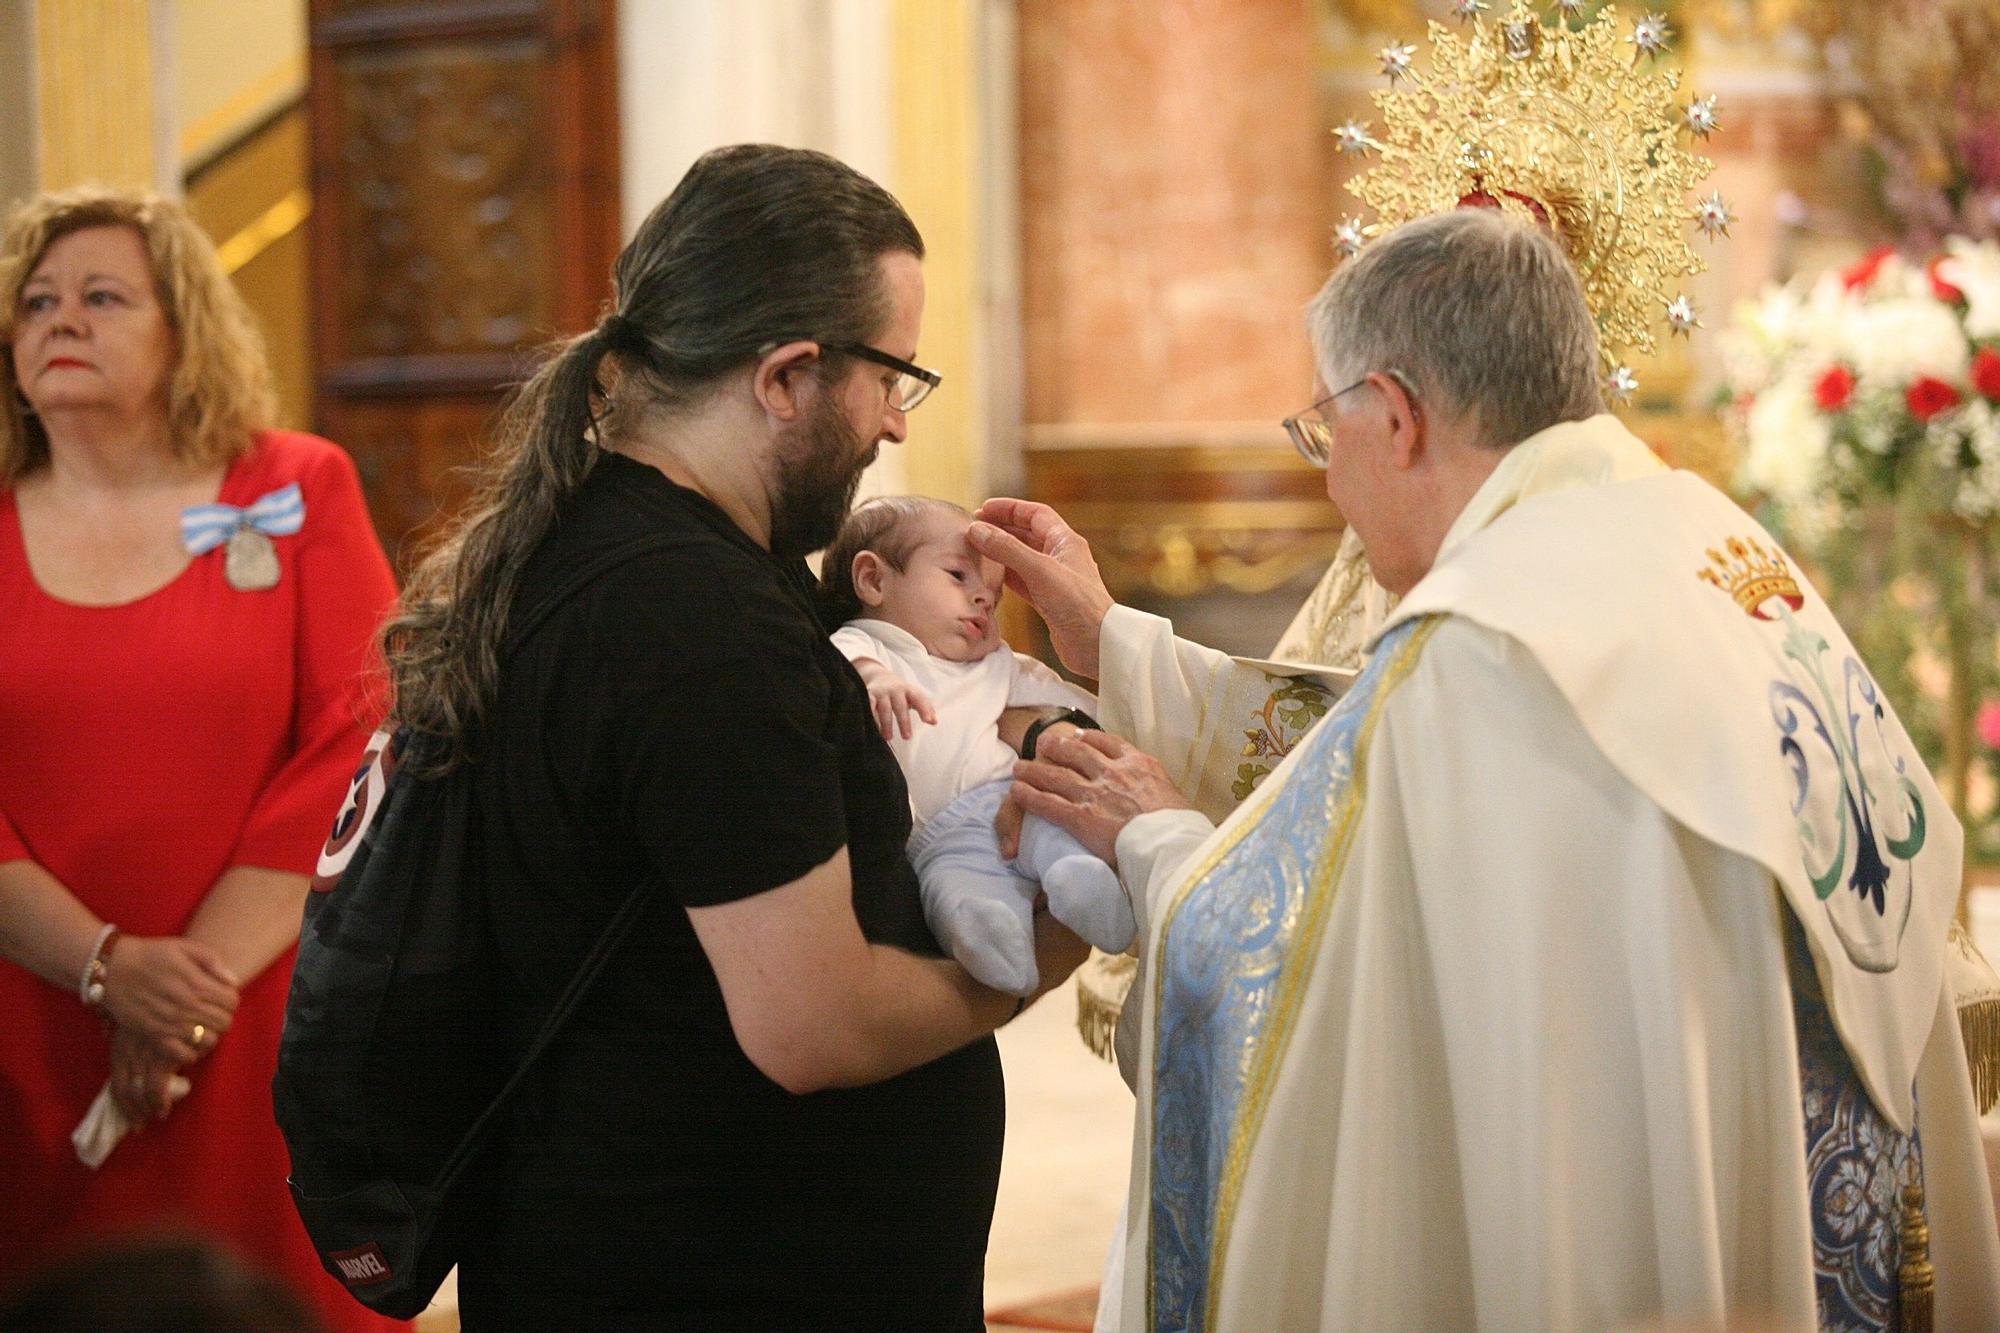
[867,675,937,741]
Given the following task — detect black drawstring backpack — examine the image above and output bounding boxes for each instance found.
[273,536,670,1318]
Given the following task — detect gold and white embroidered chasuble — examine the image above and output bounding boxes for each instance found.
[1093,418,2000,1332]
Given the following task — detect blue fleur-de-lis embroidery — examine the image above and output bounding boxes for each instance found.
[1767,605,1925,972]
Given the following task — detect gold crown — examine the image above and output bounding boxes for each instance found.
[1335,2,1723,402]
[1697,536,1804,619]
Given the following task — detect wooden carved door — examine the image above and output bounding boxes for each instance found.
[307,0,620,569]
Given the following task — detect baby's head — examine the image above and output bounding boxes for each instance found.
[822,496,1006,662]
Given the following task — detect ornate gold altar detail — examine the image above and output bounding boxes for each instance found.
[1021,428,1344,606]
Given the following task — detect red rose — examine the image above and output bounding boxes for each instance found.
[1814,365,1856,411]
[1930,255,1966,304]
[1973,346,2000,402]
[1843,244,1897,291]
[1907,376,1962,422]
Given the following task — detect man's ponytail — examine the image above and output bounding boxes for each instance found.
[379,331,612,773]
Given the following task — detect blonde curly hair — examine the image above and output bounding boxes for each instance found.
[0,186,276,484]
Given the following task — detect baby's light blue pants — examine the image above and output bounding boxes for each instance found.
[907,778,1134,996]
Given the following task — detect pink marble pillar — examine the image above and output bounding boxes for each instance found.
[1018,0,1333,427]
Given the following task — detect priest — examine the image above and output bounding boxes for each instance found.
[972,207,2000,1332]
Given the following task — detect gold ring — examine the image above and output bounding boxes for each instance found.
[191,1023,206,1047]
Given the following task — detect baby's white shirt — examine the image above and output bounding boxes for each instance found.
[833,618,1097,828]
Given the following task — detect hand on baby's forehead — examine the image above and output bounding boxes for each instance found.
[963,543,1006,596]
[926,522,1004,590]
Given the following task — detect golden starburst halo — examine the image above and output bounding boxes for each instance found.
[1337,1,1721,398]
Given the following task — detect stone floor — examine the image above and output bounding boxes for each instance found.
[986,974,1135,1314]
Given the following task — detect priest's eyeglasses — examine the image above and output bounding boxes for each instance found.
[1281,371,1417,467]
[826,343,943,412]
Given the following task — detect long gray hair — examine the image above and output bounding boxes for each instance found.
[381,144,924,773]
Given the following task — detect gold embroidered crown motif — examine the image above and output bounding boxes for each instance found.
[1697,536,1804,619]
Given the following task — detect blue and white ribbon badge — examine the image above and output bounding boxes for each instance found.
[180,483,306,556]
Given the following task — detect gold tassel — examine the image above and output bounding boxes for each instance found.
[1900,1183,1935,1333]
[1959,996,2000,1116]
[1078,990,1120,1061]
[1946,919,2000,1115]
[1075,952,1137,1063]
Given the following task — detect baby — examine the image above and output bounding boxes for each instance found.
[822,497,1135,995]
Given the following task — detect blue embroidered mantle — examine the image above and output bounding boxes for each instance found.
[1787,912,1923,1333]
[1147,617,1438,1332]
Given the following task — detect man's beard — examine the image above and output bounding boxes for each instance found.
[768,393,875,561]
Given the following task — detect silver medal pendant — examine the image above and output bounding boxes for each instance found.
[224,527,281,591]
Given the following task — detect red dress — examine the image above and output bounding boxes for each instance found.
[0,431,402,1331]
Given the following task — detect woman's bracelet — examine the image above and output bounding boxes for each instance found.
[78,922,121,1008]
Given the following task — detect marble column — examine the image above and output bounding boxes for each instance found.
[616,0,1017,508]
[0,1,34,209]
[616,0,895,237]
[617,0,908,493]
[891,0,1017,507]
[14,0,179,198]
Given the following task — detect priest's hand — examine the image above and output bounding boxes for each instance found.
[1008,729,1193,866]
[968,499,1114,679]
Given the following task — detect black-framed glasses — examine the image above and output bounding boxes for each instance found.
[1281,370,1417,467]
[825,343,942,412]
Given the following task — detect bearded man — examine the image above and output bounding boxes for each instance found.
[380,144,1087,1330]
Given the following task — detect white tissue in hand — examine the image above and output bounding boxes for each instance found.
[72,1076,192,1168]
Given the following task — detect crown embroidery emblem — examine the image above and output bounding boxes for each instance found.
[1703,531,1931,972]
[1696,536,1804,619]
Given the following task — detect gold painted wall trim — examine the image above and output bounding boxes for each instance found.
[34,0,159,191]
[1028,444,1317,476]
[1055,500,1341,530]
[892,0,983,507]
[214,186,312,275]
[1026,421,1296,451]
[180,54,307,169]
[1129,529,1342,599]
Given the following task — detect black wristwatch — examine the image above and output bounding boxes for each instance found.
[1021,708,1101,761]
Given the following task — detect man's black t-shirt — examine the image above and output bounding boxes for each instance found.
[453,453,1004,1331]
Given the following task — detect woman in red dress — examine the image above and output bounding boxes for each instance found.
[0,188,400,1331]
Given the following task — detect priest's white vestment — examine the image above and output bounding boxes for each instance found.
[1093,416,2000,1332]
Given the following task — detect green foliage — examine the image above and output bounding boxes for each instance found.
[1784,494,2000,861]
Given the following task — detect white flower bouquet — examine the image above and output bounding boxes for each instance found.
[1726,239,2000,531]
[1722,238,2000,852]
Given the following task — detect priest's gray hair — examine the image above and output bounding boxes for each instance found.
[1307,208,1602,449]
